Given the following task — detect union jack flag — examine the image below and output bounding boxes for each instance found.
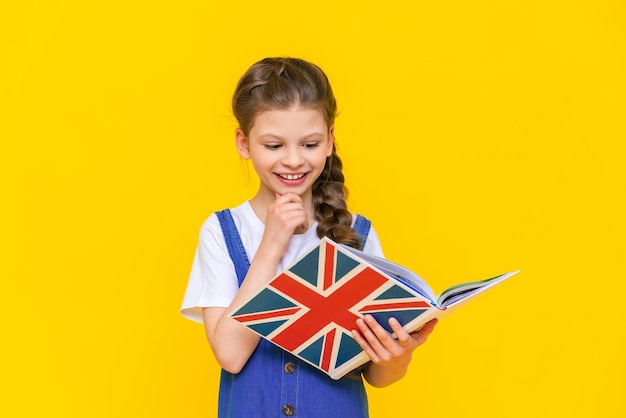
[230,238,433,379]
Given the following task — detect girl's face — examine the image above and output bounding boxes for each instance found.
[236,105,334,202]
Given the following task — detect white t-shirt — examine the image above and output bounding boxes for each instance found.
[180,201,384,323]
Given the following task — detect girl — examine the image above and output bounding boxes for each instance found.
[181,57,437,417]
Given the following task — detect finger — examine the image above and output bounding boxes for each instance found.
[360,315,395,350]
[272,194,308,230]
[268,202,306,219]
[355,317,382,348]
[274,192,302,204]
[387,317,413,347]
[419,318,438,335]
[273,202,307,215]
[411,318,438,345]
[270,198,305,215]
[301,212,309,231]
[351,325,381,363]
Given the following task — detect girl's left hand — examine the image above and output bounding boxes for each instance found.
[352,315,437,380]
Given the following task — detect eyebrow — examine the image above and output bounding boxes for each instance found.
[257,132,325,141]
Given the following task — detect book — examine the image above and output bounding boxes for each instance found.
[229,237,519,380]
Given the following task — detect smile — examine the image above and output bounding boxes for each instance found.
[277,173,306,180]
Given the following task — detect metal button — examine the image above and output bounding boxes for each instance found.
[283,362,296,374]
[282,404,294,416]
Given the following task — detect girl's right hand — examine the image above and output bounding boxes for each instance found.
[261,193,309,258]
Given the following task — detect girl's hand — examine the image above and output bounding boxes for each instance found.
[260,193,310,258]
[353,315,438,387]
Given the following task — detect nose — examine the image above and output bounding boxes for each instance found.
[282,146,304,168]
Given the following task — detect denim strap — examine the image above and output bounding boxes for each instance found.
[353,214,371,250]
[216,209,251,285]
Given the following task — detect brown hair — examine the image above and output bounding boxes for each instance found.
[232,57,362,248]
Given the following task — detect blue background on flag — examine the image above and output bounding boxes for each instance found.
[299,336,324,366]
[249,320,289,337]
[288,247,320,285]
[375,284,417,300]
[232,288,297,316]
[335,251,361,283]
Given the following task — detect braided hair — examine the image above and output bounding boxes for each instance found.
[232,57,362,249]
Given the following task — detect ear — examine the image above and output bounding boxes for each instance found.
[235,128,251,159]
[326,125,335,157]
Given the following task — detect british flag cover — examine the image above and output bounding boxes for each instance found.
[229,237,435,380]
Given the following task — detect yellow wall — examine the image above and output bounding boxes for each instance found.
[2,1,624,416]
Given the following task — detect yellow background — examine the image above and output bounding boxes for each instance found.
[2,1,624,417]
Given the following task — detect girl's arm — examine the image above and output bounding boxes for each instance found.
[353,316,438,388]
[202,193,309,374]
[202,241,284,373]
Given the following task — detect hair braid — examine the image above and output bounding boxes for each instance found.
[313,144,362,249]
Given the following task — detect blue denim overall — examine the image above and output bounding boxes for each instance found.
[216,209,372,418]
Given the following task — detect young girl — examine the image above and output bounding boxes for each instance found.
[181,57,437,417]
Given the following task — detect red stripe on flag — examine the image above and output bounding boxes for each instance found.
[232,307,301,323]
[323,242,335,290]
[320,328,336,372]
[270,267,388,351]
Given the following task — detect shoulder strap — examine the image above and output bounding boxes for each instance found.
[353,214,371,250]
[215,209,251,286]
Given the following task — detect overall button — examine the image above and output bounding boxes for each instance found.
[283,362,296,374]
[282,403,294,416]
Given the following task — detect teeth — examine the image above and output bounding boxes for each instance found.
[279,173,305,180]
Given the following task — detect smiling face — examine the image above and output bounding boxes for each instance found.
[236,105,334,207]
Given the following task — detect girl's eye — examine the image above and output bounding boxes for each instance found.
[264,144,282,150]
[304,143,320,149]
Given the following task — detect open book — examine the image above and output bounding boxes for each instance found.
[229,237,519,379]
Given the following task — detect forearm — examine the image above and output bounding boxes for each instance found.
[203,241,284,373]
[203,307,260,373]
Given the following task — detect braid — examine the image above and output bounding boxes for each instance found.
[313,144,362,249]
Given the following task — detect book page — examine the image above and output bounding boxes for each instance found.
[438,271,520,308]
